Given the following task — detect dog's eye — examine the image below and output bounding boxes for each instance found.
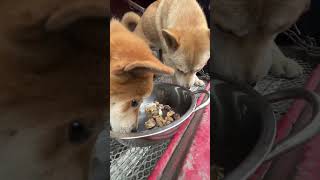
[68,120,90,144]
[131,99,139,107]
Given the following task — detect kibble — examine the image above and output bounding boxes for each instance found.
[144,101,181,129]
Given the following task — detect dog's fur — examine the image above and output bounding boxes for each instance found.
[110,19,174,133]
[0,0,107,180]
[212,0,310,84]
[122,0,210,88]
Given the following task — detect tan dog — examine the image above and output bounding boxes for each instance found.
[212,0,310,85]
[0,0,107,180]
[110,19,174,133]
[122,0,210,89]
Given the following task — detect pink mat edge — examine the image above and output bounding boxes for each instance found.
[178,98,211,179]
[250,64,320,180]
[148,83,211,180]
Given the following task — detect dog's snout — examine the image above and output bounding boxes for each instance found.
[175,81,191,89]
[185,84,191,89]
[244,70,259,87]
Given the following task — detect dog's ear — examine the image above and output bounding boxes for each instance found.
[125,60,175,76]
[110,19,129,34]
[112,57,174,76]
[162,29,180,51]
[45,1,107,31]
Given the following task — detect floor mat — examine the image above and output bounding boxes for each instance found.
[248,46,320,180]
[262,67,320,180]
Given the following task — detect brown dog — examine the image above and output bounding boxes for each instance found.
[110,19,174,133]
[212,0,310,85]
[122,0,210,89]
[0,0,107,180]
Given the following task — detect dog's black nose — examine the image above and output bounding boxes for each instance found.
[184,84,192,89]
[131,128,137,133]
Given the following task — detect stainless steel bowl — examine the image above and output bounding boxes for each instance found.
[110,83,210,146]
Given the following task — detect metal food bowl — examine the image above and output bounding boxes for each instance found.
[110,83,210,147]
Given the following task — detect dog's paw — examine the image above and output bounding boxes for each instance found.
[270,57,303,78]
[194,76,205,87]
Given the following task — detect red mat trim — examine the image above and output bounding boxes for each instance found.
[178,87,211,180]
[250,64,320,180]
[148,84,211,180]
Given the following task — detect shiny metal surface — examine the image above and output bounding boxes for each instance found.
[213,73,320,180]
[110,83,210,147]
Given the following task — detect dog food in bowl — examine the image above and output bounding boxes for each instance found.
[144,101,181,129]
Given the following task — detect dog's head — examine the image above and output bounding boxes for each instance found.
[110,20,174,133]
[0,0,107,180]
[162,28,210,88]
[212,0,310,84]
